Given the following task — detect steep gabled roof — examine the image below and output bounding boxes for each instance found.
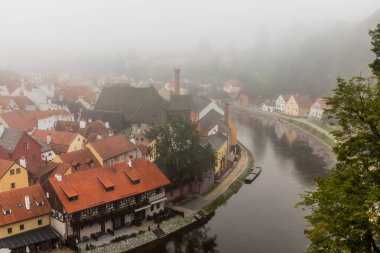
[199,109,223,132]
[293,94,312,108]
[0,128,24,154]
[0,184,51,226]
[311,97,327,109]
[81,110,124,131]
[32,130,79,147]
[58,148,101,171]
[0,159,16,178]
[94,85,169,124]
[88,134,136,160]
[47,158,170,214]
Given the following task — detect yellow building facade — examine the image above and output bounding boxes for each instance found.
[0,214,50,238]
[0,161,29,192]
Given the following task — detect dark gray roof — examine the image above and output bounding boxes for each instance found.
[168,95,193,111]
[0,128,24,154]
[169,95,211,113]
[206,89,230,100]
[0,226,60,250]
[218,120,231,134]
[35,139,52,153]
[192,96,211,113]
[94,85,169,124]
[82,109,124,131]
[201,133,227,151]
[199,109,223,131]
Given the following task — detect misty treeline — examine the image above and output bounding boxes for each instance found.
[72,10,379,99]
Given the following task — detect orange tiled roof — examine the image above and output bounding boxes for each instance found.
[47,158,170,213]
[57,148,101,171]
[0,110,71,131]
[0,159,15,178]
[32,130,79,147]
[0,184,51,226]
[293,94,312,108]
[88,134,136,160]
[311,97,327,109]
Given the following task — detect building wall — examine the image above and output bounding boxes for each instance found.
[51,211,67,239]
[86,144,103,166]
[37,115,57,130]
[0,163,29,192]
[67,134,86,153]
[11,132,42,166]
[298,106,311,117]
[215,140,228,176]
[42,150,56,161]
[104,150,137,166]
[284,96,298,116]
[276,96,286,112]
[0,214,50,239]
[309,107,324,119]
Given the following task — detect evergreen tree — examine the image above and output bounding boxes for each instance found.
[298,25,380,252]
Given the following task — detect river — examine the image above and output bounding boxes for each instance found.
[148,111,336,253]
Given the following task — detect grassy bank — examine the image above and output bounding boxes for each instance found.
[203,143,254,213]
[282,118,336,148]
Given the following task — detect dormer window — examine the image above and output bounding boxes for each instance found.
[35,200,44,206]
[97,176,115,192]
[18,203,23,208]
[3,209,12,215]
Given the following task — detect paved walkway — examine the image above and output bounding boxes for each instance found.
[177,147,249,211]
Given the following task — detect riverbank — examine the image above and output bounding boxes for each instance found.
[231,102,336,151]
[80,143,253,253]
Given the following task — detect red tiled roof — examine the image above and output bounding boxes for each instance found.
[88,135,136,160]
[54,86,97,104]
[293,94,312,108]
[0,159,15,178]
[55,120,109,142]
[57,148,101,171]
[0,110,71,131]
[311,97,327,109]
[27,161,59,178]
[47,158,170,213]
[0,184,51,226]
[32,130,79,147]
[12,96,36,109]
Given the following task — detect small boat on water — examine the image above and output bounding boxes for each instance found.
[244,166,262,184]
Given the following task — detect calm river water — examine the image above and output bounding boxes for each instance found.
[149,112,335,253]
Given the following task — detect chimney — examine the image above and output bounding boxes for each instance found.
[19,156,27,168]
[174,67,180,95]
[25,195,30,211]
[47,132,52,145]
[105,122,109,129]
[0,123,4,138]
[127,159,132,168]
[224,102,230,124]
[55,173,62,182]
[79,121,86,129]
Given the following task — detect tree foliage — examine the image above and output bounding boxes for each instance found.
[147,114,216,195]
[298,25,380,252]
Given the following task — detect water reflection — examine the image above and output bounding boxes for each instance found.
[144,111,335,253]
[163,227,218,253]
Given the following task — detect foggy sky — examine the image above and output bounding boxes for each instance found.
[1,0,379,71]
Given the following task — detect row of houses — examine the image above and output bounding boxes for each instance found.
[0,69,239,252]
[249,94,327,120]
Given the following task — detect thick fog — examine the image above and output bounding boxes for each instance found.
[1,0,380,89]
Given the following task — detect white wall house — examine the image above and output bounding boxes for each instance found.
[308,97,326,120]
[275,95,287,113]
[261,102,276,113]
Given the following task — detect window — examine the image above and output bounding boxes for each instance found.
[20,224,24,231]
[10,183,15,189]
[151,205,154,211]
[129,155,133,159]
[7,228,12,234]
[24,142,30,150]
[10,169,14,175]
[42,154,45,159]
[37,219,42,225]
[16,168,20,174]
[78,137,80,141]
[156,203,160,209]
